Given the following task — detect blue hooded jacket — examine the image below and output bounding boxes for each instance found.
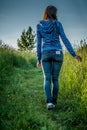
[37,20,76,63]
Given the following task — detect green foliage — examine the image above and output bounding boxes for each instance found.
[17,26,36,51]
[0,41,87,130]
[0,45,36,89]
[0,40,13,49]
[79,39,87,50]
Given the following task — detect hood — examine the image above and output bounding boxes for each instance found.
[40,20,56,34]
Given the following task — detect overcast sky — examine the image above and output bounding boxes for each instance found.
[0,0,87,48]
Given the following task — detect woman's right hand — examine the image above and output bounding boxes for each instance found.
[37,62,42,68]
[75,55,82,62]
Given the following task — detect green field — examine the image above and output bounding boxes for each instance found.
[0,46,87,130]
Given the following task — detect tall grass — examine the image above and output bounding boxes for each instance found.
[59,47,87,128]
[0,45,87,130]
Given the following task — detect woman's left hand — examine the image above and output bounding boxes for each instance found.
[75,55,82,62]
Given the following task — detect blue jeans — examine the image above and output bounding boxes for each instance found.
[42,50,63,103]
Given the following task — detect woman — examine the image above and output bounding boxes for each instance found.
[36,5,81,110]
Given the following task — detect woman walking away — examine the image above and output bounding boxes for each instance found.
[36,5,82,110]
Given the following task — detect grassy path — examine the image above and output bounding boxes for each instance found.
[1,65,86,130]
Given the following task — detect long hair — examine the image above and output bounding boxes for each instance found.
[43,5,57,20]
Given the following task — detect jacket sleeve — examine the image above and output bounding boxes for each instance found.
[37,24,42,63]
[59,22,76,57]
